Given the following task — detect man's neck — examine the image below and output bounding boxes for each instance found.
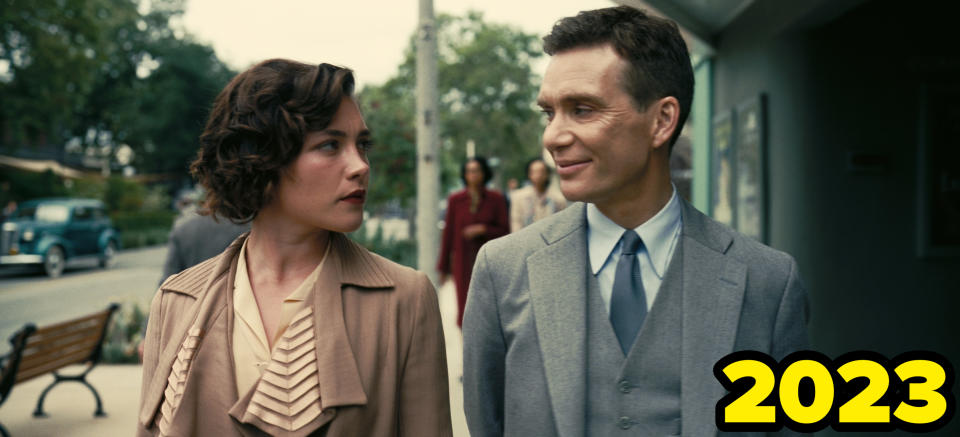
[594,179,673,230]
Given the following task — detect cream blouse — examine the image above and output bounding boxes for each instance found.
[232,238,329,396]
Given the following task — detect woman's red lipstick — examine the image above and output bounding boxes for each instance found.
[342,189,366,204]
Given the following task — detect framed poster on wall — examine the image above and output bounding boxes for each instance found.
[735,94,768,243]
[917,82,960,257]
[711,109,736,227]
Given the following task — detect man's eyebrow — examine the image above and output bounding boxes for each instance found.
[537,93,605,108]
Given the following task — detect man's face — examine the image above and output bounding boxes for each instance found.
[528,160,549,190]
[537,44,658,210]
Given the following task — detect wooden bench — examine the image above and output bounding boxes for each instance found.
[0,303,119,437]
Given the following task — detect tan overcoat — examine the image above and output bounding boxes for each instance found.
[137,233,452,436]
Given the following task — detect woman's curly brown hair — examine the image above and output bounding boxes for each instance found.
[190,59,355,223]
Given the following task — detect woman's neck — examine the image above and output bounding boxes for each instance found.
[245,214,330,288]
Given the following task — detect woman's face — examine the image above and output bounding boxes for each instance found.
[269,97,371,233]
[465,160,485,189]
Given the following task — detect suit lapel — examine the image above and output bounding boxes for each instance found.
[527,204,588,437]
[678,200,745,437]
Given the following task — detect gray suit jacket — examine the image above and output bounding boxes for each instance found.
[462,200,809,437]
[161,213,249,282]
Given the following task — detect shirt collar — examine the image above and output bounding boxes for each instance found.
[587,186,682,277]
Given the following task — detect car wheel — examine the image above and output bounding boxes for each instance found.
[44,245,65,278]
[100,240,117,268]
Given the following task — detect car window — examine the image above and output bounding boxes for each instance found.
[13,206,37,219]
[35,205,71,223]
[93,208,105,219]
[73,206,92,221]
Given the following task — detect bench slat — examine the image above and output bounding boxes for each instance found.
[16,348,97,383]
[19,336,101,373]
[27,316,108,347]
[30,311,110,336]
[24,324,102,350]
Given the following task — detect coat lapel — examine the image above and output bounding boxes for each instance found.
[678,200,745,437]
[227,233,391,435]
[139,236,242,428]
[527,204,588,437]
[312,233,390,409]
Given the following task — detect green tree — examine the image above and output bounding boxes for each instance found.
[0,0,141,146]
[1,0,233,181]
[111,38,234,177]
[359,11,544,212]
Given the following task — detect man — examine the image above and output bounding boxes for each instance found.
[509,158,567,232]
[161,211,249,282]
[462,6,808,437]
[139,195,248,361]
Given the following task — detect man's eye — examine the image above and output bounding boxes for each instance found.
[573,106,593,116]
[540,109,555,121]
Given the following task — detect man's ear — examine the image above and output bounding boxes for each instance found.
[650,96,680,150]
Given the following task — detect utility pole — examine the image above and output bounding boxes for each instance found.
[416,0,440,286]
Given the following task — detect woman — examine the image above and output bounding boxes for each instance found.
[137,60,452,437]
[437,156,509,328]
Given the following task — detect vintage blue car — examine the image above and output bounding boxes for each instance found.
[0,198,121,277]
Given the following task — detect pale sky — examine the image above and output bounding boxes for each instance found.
[181,0,615,88]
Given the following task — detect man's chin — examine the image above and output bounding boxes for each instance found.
[558,183,590,204]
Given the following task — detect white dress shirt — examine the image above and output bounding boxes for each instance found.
[587,186,683,315]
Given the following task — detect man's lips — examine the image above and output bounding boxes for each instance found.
[554,159,590,176]
[341,189,366,204]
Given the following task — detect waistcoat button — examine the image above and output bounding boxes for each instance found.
[618,416,631,429]
[618,379,631,393]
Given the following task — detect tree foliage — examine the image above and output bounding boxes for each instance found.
[359,11,544,212]
[0,0,233,180]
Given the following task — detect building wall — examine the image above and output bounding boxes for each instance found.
[713,1,959,433]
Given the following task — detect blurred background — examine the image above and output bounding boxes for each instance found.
[1,0,958,436]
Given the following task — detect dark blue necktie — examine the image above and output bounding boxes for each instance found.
[609,230,647,354]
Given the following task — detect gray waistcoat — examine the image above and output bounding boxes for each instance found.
[586,244,684,436]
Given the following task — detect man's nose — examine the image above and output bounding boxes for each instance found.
[542,117,574,153]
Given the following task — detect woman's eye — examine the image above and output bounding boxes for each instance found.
[317,140,338,151]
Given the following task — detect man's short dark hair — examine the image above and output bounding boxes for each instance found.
[543,6,694,149]
[460,156,494,186]
[190,59,355,223]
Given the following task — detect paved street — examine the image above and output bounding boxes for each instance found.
[0,244,470,436]
[0,246,165,355]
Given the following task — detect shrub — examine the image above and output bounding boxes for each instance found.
[102,301,148,364]
[349,222,417,268]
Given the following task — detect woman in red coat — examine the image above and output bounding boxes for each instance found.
[437,156,509,327]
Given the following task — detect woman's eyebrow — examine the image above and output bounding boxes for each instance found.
[323,128,372,137]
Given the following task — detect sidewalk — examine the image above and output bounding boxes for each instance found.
[0,280,470,437]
